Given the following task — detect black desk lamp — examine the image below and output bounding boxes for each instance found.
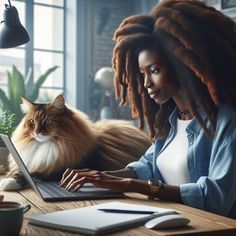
[0,0,30,48]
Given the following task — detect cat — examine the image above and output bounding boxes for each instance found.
[0,94,152,191]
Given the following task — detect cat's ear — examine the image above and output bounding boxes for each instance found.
[21,97,34,113]
[50,94,65,110]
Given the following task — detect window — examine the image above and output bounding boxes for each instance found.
[222,0,236,9]
[204,0,236,20]
[0,1,25,88]
[33,0,65,101]
[0,0,65,111]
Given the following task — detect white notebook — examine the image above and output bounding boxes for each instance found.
[29,201,176,235]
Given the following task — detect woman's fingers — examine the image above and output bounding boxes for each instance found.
[65,173,102,191]
[67,177,87,191]
[59,168,92,186]
[59,168,71,184]
[60,169,125,192]
[65,172,79,190]
[59,169,79,187]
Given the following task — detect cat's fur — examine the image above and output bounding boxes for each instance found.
[0,95,151,191]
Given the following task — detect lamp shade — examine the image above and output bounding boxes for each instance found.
[0,5,30,48]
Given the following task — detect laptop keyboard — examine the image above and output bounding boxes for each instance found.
[36,182,117,198]
[37,182,78,197]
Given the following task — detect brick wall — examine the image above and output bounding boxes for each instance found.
[87,0,158,120]
[88,0,134,119]
[92,0,133,74]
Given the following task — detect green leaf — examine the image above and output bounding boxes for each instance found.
[29,66,59,101]
[7,70,13,103]
[8,65,25,112]
[0,89,11,112]
[0,111,16,146]
[0,65,58,125]
[24,67,33,96]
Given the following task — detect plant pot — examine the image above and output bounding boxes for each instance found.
[0,147,9,174]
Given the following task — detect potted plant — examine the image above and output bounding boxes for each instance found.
[0,111,16,174]
[0,65,58,124]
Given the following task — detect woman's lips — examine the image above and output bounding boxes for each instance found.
[148,91,160,99]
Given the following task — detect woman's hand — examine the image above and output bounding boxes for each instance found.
[59,168,151,195]
[59,168,133,192]
[59,168,182,202]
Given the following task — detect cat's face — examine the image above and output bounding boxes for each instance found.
[26,107,58,142]
[22,95,66,143]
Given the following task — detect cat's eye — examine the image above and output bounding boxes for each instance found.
[45,119,51,125]
[30,119,35,125]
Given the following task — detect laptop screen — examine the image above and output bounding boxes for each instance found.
[0,134,42,196]
[0,134,124,201]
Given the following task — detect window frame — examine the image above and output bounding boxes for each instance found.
[13,0,66,95]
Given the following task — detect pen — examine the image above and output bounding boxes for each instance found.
[97,209,157,214]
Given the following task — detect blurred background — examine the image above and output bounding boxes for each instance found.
[0,0,235,126]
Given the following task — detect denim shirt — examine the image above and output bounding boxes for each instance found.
[127,104,236,219]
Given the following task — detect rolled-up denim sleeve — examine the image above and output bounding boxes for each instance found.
[180,139,236,216]
[126,143,155,180]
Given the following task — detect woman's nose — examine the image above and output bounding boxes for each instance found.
[144,74,153,88]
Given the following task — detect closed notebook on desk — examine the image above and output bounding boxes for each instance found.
[29,201,176,235]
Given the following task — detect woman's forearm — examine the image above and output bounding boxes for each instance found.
[128,179,183,203]
[61,168,183,204]
[102,168,137,178]
[105,171,183,203]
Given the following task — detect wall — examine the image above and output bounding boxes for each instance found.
[65,0,158,118]
[92,0,158,74]
[87,0,135,119]
[91,0,133,74]
[88,0,158,119]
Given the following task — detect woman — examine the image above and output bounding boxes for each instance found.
[60,0,236,219]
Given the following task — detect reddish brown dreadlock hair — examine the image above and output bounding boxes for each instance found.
[112,0,236,140]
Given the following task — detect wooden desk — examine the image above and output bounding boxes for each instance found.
[1,188,236,236]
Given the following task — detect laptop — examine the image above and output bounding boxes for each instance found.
[0,134,124,202]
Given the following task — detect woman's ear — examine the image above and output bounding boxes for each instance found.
[50,94,65,110]
[21,97,35,113]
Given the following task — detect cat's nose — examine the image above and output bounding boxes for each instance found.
[35,126,42,135]
[34,130,40,135]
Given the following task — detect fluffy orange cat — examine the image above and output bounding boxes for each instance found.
[0,94,151,190]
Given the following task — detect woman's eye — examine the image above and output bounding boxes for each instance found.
[151,68,160,74]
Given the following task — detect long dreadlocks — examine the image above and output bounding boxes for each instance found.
[112,0,236,139]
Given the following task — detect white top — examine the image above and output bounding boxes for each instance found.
[156,118,192,185]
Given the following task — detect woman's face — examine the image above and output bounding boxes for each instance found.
[138,49,179,104]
